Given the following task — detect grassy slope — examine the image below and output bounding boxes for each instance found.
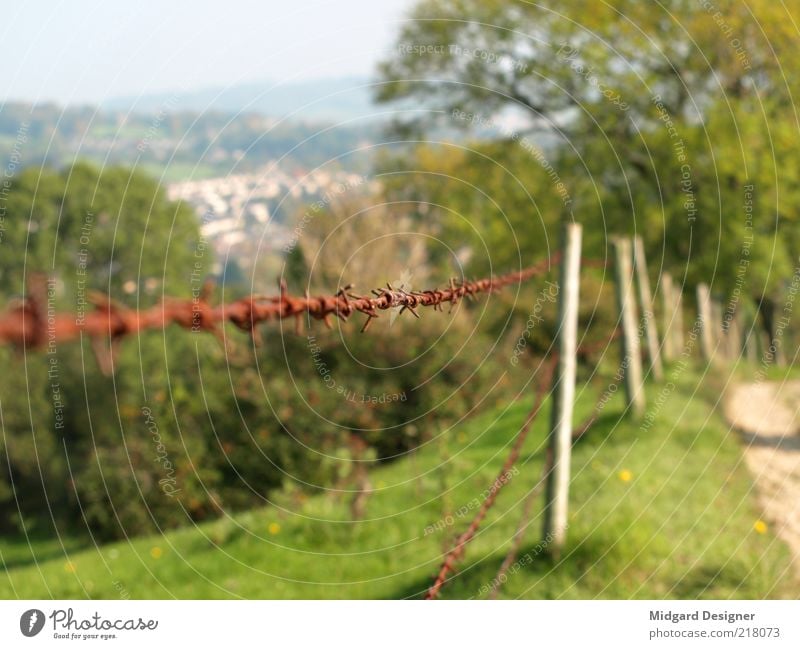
[0,364,797,599]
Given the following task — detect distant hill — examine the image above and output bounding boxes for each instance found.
[0,100,380,181]
[102,76,383,123]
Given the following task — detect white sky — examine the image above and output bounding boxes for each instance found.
[0,0,414,104]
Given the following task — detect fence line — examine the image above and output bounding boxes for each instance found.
[487,473,544,599]
[486,352,627,598]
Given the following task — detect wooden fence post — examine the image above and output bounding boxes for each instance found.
[542,222,582,555]
[661,273,676,362]
[613,237,645,418]
[771,304,788,366]
[743,310,758,364]
[725,309,743,361]
[711,300,724,359]
[760,331,770,362]
[673,286,684,353]
[696,283,714,361]
[745,330,757,363]
[633,237,663,381]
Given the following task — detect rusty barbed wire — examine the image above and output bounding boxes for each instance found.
[426,324,623,600]
[0,255,559,354]
[486,373,614,599]
[486,467,545,599]
[425,354,558,600]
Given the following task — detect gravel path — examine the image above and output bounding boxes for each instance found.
[725,381,800,572]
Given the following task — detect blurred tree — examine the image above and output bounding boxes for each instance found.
[376,0,800,341]
[0,163,216,538]
[0,351,67,534]
[0,162,202,301]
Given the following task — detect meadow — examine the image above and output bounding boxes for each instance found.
[1,363,795,600]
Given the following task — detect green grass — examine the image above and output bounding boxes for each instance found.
[0,364,796,599]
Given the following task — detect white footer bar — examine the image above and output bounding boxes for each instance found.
[1,600,797,648]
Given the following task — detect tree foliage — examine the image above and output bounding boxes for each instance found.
[376,0,800,324]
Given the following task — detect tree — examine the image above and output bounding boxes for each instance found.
[0,162,216,538]
[0,162,203,301]
[376,0,800,341]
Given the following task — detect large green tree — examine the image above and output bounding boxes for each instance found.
[376,0,800,338]
[0,163,217,537]
[0,162,202,300]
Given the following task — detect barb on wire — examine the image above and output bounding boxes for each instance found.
[425,354,558,600]
[0,257,559,356]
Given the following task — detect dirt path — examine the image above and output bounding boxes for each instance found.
[725,381,800,572]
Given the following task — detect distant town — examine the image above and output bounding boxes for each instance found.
[168,165,372,278]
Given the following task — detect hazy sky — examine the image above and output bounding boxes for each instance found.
[1,0,414,104]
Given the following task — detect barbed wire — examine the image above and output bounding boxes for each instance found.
[0,241,643,597]
[425,354,558,600]
[0,256,559,354]
[487,467,545,599]
[484,328,625,598]
[426,324,623,599]
[486,377,614,598]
